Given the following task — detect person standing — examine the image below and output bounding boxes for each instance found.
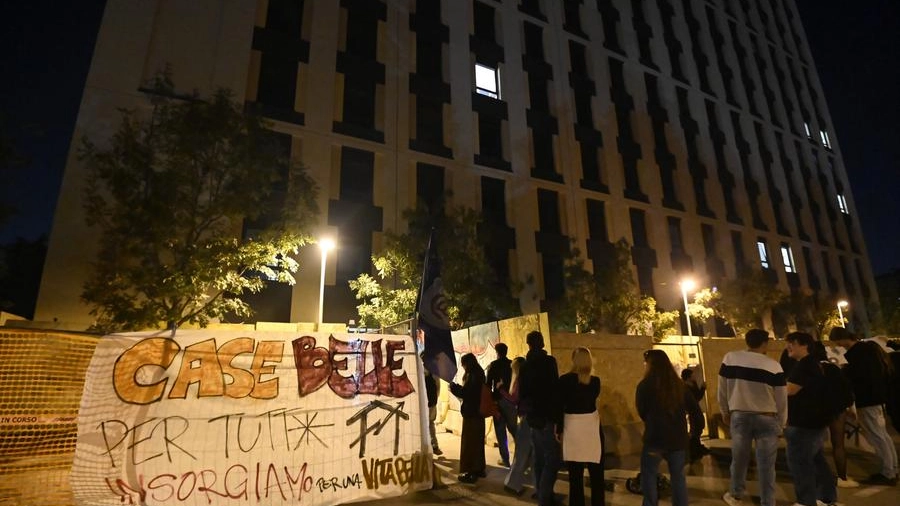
[829,327,898,486]
[810,340,857,488]
[449,353,487,483]
[558,347,605,506]
[636,349,703,506]
[503,356,532,496]
[487,342,517,467]
[717,329,787,506]
[518,330,561,506]
[681,367,709,460]
[783,332,839,506]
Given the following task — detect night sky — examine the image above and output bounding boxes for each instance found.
[1,1,897,275]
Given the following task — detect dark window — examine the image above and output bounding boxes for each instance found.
[415,96,444,144]
[473,1,496,41]
[533,130,555,173]
[523,22,545,60]
[569,40,588,76]
[416,40,443,78]
[629,209,649,247]
[345,5,378,59]
[668,217,684,251]
[481,177,508,225]
[339,147,374,203]
[563,0,582,33]
[586,199,608,241]
[537,189,561,233]
[701,224,716,256]
[257,54,297,111]
[266,0,304,36]
[416,163,445,215]
[731,230,745,268]
[343,80,376,129]
[478,116,503,158]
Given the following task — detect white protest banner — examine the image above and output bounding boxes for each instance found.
[72,329,432,505]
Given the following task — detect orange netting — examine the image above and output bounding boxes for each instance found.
[0,329,98,506]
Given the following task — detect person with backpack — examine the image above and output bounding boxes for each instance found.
[829,327,898,486]
[784,332,840,506]
[811,340,857,488]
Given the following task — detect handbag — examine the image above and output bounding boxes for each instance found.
[480,383,499,418]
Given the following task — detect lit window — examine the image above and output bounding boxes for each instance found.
[475,63,500,99]
[837,193,849,214]
[821,129,832,149]
[781,244,796,273]
[757,240,770,269]
[803,121,812,139]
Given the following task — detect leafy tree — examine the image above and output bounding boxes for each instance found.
[350,201,520,329]
[553,238,678,338]
[691,267,785,336]
[80,79,318,332]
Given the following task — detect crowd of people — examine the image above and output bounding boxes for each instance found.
[429,328,898,506]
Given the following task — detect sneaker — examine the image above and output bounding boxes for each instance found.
[432,447,443,456]
[503,485,525,496]
[457,473,478,484]
[837,477,859,488]
[816,501,845,506]
[862,473,898,486]
[497,459,511,467]
[723,492,743,506]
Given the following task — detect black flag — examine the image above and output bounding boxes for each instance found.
[416,231,458,382]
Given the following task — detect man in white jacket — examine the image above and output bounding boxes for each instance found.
[718,329,788,506]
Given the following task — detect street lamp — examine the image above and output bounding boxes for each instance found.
[680,278,696,338]
[318,238,335,326]
[837,300,849,328]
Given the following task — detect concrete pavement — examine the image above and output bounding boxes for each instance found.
[355,429,900,506]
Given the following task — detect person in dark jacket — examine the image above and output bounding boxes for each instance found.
[810,340,856,487]
[518,331,561,506]
[636,349,703,506]
[829,327,898,485]
[449,353,487,483]
[784,332,838,506]
[486,342,517,467]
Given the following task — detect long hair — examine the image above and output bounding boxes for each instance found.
[642,349,684,414]
[460,353,483,384]
[570,347,594,384]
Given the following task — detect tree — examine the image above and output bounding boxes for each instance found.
[80,80,318,332]
[349,201,520,329]
[554,238,679,338]
[691,267,785,336]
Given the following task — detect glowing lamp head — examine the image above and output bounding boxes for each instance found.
[837,300,849,308]
[680,279,696,293]
[319,238,336,253]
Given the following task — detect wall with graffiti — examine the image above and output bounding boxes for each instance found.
[71,330,431,506]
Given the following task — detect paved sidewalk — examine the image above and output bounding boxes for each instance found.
[355,430,900,506]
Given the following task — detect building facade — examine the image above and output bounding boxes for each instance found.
[35,0,878,332]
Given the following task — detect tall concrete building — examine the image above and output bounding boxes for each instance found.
[35,0,878,332]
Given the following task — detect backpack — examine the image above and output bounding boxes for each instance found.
[821,361,853,420]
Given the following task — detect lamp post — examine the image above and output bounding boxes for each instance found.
[837,300,848,328]
[680,279,696,338]
[318,238,335,326]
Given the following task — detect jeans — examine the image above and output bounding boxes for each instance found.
[785,426,836,506]
[505,417,533,492]
[857,405,899,478]
[531,423,561,506]
[728,412,781,506]
[640,447,687,506]
[494,398,518,465]
[428,405,440,450]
